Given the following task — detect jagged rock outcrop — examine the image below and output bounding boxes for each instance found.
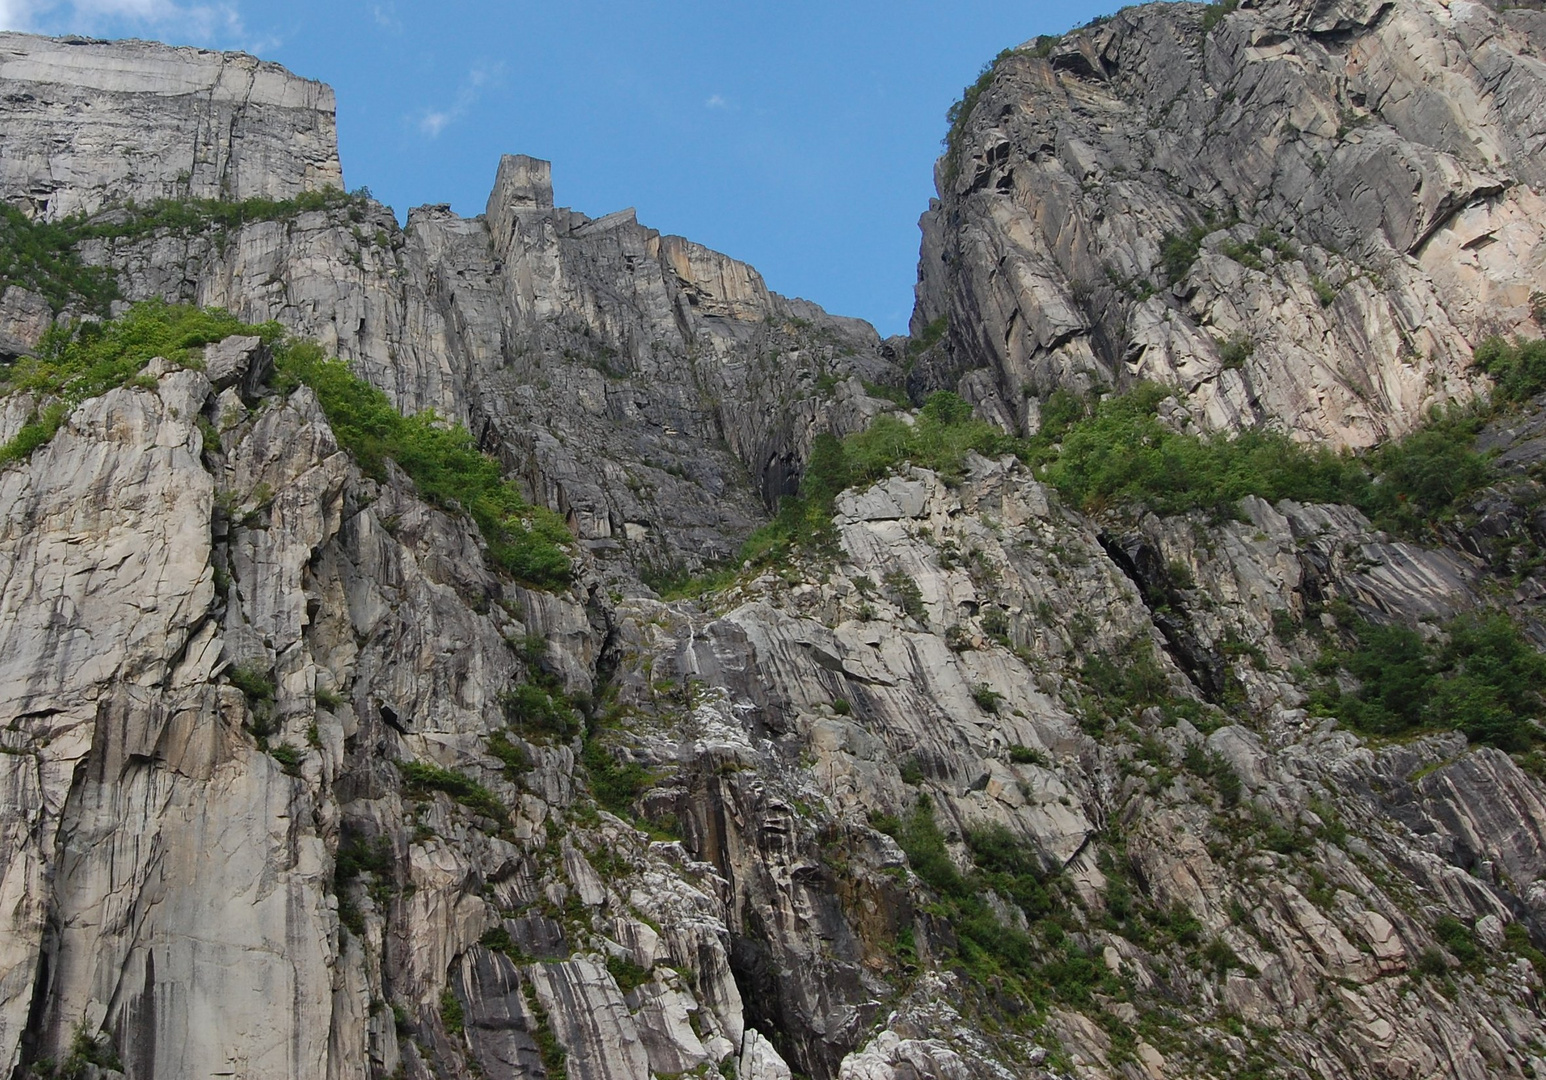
[913,0,1546,447]
[4,15,1546,1080]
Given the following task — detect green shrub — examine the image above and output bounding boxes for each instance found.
[908,315,948,358]
[1161,225,1210,282]
[606,954,652,992]
[1200,0,1239,34]
[1008,744,1047,766]
[883,570,927,621]
[1309,612,1546,751]
[440,988,464,1036]
[871,802,1100,1007]
[942,52,1017,177]
[269,743,303,775]
[3,299,261,404]
[1039,382,1370,517]
[4,302,572,590]
[228,662,276,702]
[1219,334,1253,370]
[522,981,568,1075]
[315,686,346,709]
[0,402,67,466]
[487,730,532,778]
[397,760,508,825]
[1434,915,1479,964]
[0,203,121,314]
[582,738,653,814]
[77,186,369,246]
[499,683,581,741]
[1079,637,1173,718]
[1474,336,1546,403]
[971,683,1004,713]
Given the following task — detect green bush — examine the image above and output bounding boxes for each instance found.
[871,802,1103,1007]
[269,743,303,775]
[1434,915,1479,964]
[582,738,653,814]
[0,301,573,585]
[440,988,464,1036]
[1474,336,1546,403]
[942,52,1018,178]
[0,204,120,314]
[1310,612,1546,751]
[499,683,581,741]
[1160,225,1210,282]
[397,760,508,825]
[228,662,276,702]
[487,730,532,778]
[0,189,367,319]
[1200,0,1240,34]
[3,299,262,403]
[1039,383,1371,517]
[74,187,370,246]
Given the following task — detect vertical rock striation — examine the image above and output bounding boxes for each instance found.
[1,13,1545,1080]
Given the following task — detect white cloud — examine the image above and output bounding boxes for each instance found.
[411,61,504,139]
[705,93,727,109]
[0,0,246,44]
[417,109,450,137]
[370,2,400,33]
[0,0,35,29]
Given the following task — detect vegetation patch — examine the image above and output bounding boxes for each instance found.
[397,760,509,825]
[1307,612,1546,751]
[499,683,582,742]
[521,980,568,1076]
[0,189,370,319]
[273,341,572,587]
[1474,336,1546,403]
[581,736,653,816]
[871,798,1110,1009]
[0,301,571,589]
[0,203,121,315]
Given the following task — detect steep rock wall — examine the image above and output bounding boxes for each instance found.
[914,0,1546,447]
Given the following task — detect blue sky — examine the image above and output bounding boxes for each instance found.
[1,1,1119,335]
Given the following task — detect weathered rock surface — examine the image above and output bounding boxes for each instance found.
[3,15,1546,1080]
[0,33,342,218]
[914,0,1546,447]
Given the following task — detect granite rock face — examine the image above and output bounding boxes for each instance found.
[913,0,1546,447]
[0,33,343,218]
[3,16,1546,1080]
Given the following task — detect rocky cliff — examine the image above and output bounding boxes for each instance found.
[912,0,1546,448]
[2,9,1546,1080]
